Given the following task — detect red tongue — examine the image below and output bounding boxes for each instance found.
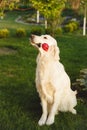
[42,43,49,51]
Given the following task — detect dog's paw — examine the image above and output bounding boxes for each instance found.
[38,115,47,126]
[38,119,45,126]
[70,108,77,115]
[46,116,54,125]
[72,109,77,115]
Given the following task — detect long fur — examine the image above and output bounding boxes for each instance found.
[30,35,77,126]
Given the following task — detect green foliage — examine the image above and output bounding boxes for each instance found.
[0,11,4,17]
[20,0,32,6]
[0,29,10,38]
[63,21,79,33]
[30,0,67,36]
[9,2,15,10]
[0,0,19,13]
[30,27,44,35]
[45,27,63,36]
[0,11,4,19]
[71,21,79,30]
[16,28,26,37]
[30,0,67,19]
[63,24,74,32]
[55,27,63,35]
[45,27,53,35]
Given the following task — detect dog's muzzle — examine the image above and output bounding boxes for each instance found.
[30,34,41,48]
[30,34,35,43]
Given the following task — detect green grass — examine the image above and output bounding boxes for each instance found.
[57,35,87,81]
[0,10,87,130]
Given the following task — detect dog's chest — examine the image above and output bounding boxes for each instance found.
[36,60,47,78]
[35,56,51,87]
[36,61,54,98]
[35,56,56,99]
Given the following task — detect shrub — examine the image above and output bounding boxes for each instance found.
[0,12,4,19]
[31,27,43,35]
[45,27,62,36]
[0,29,9,38]
[63,24,74,33]
[45,28,52,35]
[55,27,62,35]
[69,21,79,30]
[63,21,79,33]
[16,28,26,37]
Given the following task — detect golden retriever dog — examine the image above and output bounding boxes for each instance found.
[30,34,77,126]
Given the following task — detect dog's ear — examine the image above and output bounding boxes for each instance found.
[54,45,60,60]
[50,45,60,60]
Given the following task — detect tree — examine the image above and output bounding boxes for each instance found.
[20,0,31,6]
[0,0,19,19]
[69,0,80,9]
[69,0,87,36]
[30,0,67,36]
[81,0,87,36]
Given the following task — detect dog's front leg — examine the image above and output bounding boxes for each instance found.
[46,91,62,125]
[38,97,48,126]
[41,80,53,104]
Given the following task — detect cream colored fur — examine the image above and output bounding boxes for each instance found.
[30,34,77,126]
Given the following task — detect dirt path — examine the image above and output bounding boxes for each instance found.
[0,47,17,55]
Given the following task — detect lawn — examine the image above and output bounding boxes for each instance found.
[0,10,87,130]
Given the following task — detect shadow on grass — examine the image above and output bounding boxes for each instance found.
[0,80,41,121]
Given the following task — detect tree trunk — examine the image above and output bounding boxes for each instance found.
[36,10,39,24]
[71,0,80,10]
[45,19,47,29]
[83,5,86,36]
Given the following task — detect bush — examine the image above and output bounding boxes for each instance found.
[0,29,9,38]
[69,21,79,30]
[63,24,74,32]
[55,27,63,35]
[31,27,43,35]
[0,12,4,19]
[45,27,62,36]
[45,28,52,35]
[63,21,79,33]
[16,28,26,37]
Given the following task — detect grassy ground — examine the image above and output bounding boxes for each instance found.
[0,11,87,130]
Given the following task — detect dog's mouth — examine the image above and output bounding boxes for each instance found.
[30,40,41,48]
[36,43,41,47]
[30,35,41,48]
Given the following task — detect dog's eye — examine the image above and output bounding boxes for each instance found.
[44,37,47,39]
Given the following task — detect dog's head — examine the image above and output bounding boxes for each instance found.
[30,34,60,60]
